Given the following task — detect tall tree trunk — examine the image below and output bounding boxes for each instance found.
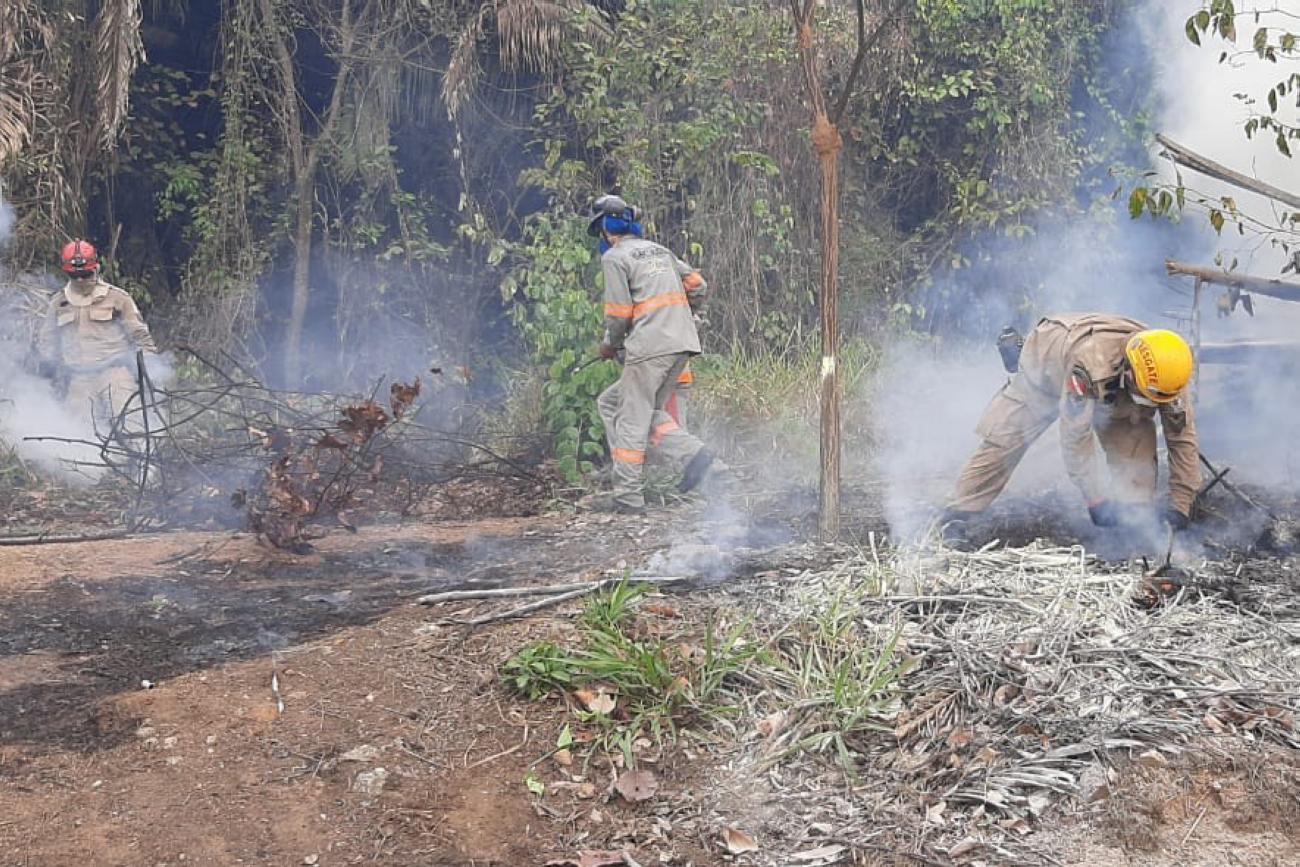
[813,115,843,542]
[286,179,314,385]
[789,8,845,543]
[260,0,362,386]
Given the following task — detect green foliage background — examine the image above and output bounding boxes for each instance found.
[1,0,1154,473]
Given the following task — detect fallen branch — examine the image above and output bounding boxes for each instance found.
[0,528,130,546]
[1166,259,1300,302]
[417,575,689,606]
[1199,452,1277,519]
[452,576,693,627]
[1157,134,1300,211]
[462,586,595,626]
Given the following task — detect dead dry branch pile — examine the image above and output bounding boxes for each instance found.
[23,349,538,546]
[717,541,1300,863]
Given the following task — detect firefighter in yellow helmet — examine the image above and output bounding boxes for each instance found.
[942,314,1200,540]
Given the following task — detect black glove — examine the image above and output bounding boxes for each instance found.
[597,342,618,360]
[1165,508,1190,531]
[1088,500,1119,527]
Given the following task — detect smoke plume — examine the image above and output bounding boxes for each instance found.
[0,194,13,244]
[0,194,106,481]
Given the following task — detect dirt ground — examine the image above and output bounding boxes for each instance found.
[1,503,1298,866]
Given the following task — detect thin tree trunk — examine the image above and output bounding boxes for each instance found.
[786,0,897,542]
[1166,258,1300,302]
[259,0,363,386]
[816,118,842,542]
[286,180,314,384]
[789,4,846,543]
[1157,133,1300,211]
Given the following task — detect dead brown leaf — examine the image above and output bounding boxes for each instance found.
[314,433,350,450]
[946,728,973,750]
[338,401,390,442]
[993,684,1019,706]
[948,838,982,858]
[722,826,759,854]
[389,379,421,420]
[613,768,658,803]
[756,710,789,739]
[998,817,1031,836]
[574,689,617,716]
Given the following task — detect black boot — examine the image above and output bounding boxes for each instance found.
[938,509,977,549]
[679,449,715,493]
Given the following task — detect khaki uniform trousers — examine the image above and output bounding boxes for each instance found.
[66,366,139,429]
[949,382,1158,513]
[597,352,706,509]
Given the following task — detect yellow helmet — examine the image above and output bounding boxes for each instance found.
[1125,329,1194,404]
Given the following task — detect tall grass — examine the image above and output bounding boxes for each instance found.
[690,338,882,480]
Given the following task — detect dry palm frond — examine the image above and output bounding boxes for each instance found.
[443,3,491,118]
[496,0,580,74]
[0,0,57,163]
[442,0,610,118]
[93,0,147,149]
[0,68,38,163]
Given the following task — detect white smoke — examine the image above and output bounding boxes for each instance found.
[1144,0,1300,281]
[0,193,106,481]
[0,193,13,244]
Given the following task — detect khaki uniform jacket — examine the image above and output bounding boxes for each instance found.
[38,280,158,373]
[998,313,1200,514]
[601,238,705,362]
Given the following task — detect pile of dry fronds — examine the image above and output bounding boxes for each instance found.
[696,539,1300,864]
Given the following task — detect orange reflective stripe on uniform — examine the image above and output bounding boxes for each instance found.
[632,291,689,319]
[649,418,679,447]
[677,368,694,385]
[612,447,645,464]
[682,272,704,292]
[604,302,634,319]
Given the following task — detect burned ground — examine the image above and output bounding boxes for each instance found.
[0,481,1298,866]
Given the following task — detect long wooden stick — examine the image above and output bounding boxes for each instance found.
[1166,259,1300,303]
[1197,340,1300,363]
[417,575,689,606]
[1157,134,1300,211]
[0,529,130,546]
[1198,452,1277,519]
[463,587,595,626]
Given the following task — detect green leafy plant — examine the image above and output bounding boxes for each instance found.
[501,640,579,699]
[499,579,762,762]
[489,212,617,484]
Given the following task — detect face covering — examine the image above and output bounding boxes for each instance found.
[595,213,645,256]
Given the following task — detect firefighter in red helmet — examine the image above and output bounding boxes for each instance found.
[38,240,158,424]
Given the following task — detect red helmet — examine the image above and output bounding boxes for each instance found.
[60,239,100,277]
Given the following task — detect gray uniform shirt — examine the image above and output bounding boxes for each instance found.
[601,238,706,362]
